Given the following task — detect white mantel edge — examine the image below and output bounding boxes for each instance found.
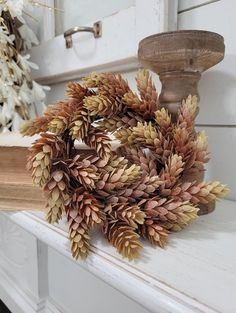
[1,210,220,313]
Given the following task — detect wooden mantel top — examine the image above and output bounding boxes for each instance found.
[2,200,236,313]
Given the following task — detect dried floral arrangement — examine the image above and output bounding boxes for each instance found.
[21,70,229,261]
[0,0,49,132]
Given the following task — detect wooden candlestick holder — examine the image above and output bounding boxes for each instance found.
[138,30,225,215]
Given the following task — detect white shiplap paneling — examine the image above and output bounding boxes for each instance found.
[178,0,236,125]
[178,0,220,12]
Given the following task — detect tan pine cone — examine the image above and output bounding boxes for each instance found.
[193,131,210,164]
[136,69,159,110]
[83,72,130,99]
[68,154,100,190]
[20,116,49,136]
[170,181,230,204]
[105,203,146,228]
[84,95,122,117]
[104,221,142,260]
[140,220,169,247]
[105,175,162,204]
[117,146,157,176]
[70,187,105,229]
[114,128,136,144]
[173,126,196,169]
[96,163,141,193]
[97,111,143,133]
[155,108,172,136]
[69,107,90,140]
[44,170,70,224]
[67,214,90,259]
[141,197,199,231]
[66,81,94,101]
[84,127,111,160]
[104,155,129,172]
[159,154,185,194]
[178,95,198,132]
[132,122,160,147]
[27,133,66,187]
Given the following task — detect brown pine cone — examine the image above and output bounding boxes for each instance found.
[84,127,111,160]
[68,154,100,190]
[136,69,159,112]
[141,197,198,231]
[159,154,185,195]
[105,175,162,204]
[193,131,210,164]
[117,146,158,177]
[66,81,94,101]
[173,126,196,169]
[178,95,198,132]
[140,219,168,247]
[70,187,105,229]
[155,108,173,137]
[44,170,70,224]
[84,95,122,117]
[104,221,142,260]
[69,107,90,140]
[97,111,143,133]
[170,181,230,204]
[105,203,146,228]
[20,116,49,136]
[27,133,66,187]
[67,213,90,259]
[96,163,141,193]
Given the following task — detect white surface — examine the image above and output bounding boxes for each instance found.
[178,0,236,125]
[1,199,235,313]
[54,0,135,35]
[178,0,219,12]
[29,0,177,84]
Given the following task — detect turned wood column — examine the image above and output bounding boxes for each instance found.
[138,30,225,214]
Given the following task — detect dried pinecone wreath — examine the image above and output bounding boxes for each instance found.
[21,70,229,260]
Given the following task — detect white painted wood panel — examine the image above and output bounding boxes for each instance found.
[4,199,236,313]
[178,0,220,12]
[178,0,236,125]
[198,126,236,201]
[48,248,150,313]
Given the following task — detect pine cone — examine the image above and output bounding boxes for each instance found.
[96,163,141,193]
[142,197,199,231]
[97,111,143,133]
[67,213,90,259]
[155,108,172,137]
[136,69,159,110]
[44,170,70,224]
[193,131,210,164]
[104,155,129,172]
[104,221,142,260]
[27,133,66,187]
[69,154,100,190]
[117,146,157,176]
[159,154,185,195]
[70,187,105,228]
[84,127,111,160]
[69,107,90,140]
[84,95,122,117]
[106,175,162,204]
[173,126,195,169]
[178,95,198,132]
[20,116,49,136]
[140,220,168,247]
[105,203,146,228]
[67,81,94,101]
[170,181,230,204]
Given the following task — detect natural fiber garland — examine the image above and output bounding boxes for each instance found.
[21,70,229,260]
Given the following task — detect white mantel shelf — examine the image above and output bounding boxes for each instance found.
[1,199,235,313]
